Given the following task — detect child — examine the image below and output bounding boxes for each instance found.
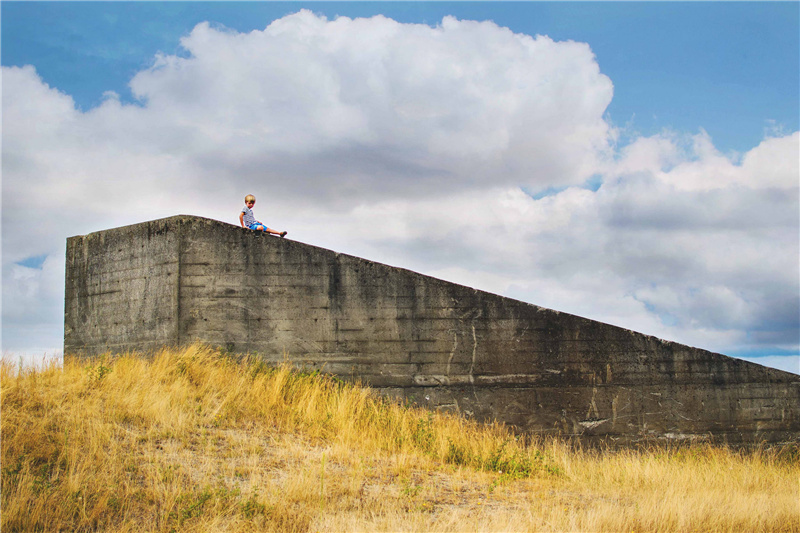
[240,194,287,238]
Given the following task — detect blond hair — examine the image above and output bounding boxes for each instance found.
[244,194,256,203]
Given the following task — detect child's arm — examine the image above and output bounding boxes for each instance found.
[239,211,245,228]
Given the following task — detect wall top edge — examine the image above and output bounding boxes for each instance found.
[67,214,222,241]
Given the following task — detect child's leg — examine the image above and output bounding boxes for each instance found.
[263,227,286,237]
[248,222,286,237]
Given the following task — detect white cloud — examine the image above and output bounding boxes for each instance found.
[1,255,65,353]
[613,130,799,191]
[124,11,614,198]
[2,11,797,368]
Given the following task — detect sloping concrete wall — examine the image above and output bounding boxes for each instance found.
[65,215,800,444]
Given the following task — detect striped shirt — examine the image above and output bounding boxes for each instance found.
[241,206,257,227]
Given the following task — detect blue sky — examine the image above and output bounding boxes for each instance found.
[2,2,798,374]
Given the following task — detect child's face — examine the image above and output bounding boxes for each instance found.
[246,200,255,208]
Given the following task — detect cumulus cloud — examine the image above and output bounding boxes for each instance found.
[126,12,613,200]
[2,11,797,367]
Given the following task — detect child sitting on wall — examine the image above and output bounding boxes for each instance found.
[239,194,287,238]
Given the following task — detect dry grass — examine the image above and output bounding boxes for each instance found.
[2,343,798,532]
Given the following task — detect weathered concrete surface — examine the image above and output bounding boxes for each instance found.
[65,215,800,444]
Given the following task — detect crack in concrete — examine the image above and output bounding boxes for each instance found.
[468,310,482,404]
[446,331,457,385]
[586,387,601,419]
[469,323,477,385]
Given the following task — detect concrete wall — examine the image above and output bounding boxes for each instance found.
[65,215,800,444]
[64,218,180,354]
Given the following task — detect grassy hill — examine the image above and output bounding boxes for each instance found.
[2,344,798,532]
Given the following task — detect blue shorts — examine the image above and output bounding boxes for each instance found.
[248,222,266,231]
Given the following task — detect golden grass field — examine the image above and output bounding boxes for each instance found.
[2,344,798,532]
